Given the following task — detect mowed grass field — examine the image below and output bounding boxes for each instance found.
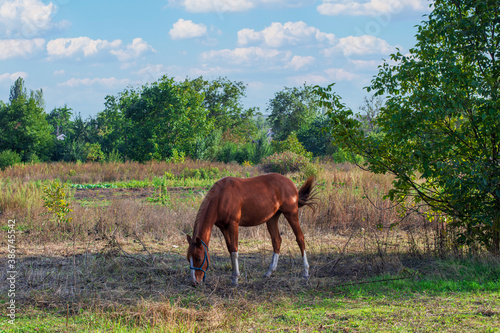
[1,161,499,332]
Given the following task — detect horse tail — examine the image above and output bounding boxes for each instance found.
[298,175,318,214]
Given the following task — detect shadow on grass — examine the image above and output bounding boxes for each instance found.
[2,247,499,311]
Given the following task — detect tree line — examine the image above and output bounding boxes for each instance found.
[1,76,358,167]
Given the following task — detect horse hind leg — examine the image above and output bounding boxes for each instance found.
[283,211,309,279]
[264,213,282,277]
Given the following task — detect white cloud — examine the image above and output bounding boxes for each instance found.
[323,35,394,56]
[238,21,336,48]
[287,55,315,70]
[317,0,428,16]
[0,0,68,37]
[46,37,154,61]
[202,47,291,67]
[188,65,239,76]
[349,59,382,70]
[168,0,312,12]
[110,38,156,61]
[169,0,255,13]
[0,38,45,60]
[0,71,28,82]
[135,64,170,83]
[47,37,121,58]
[53,69,65,76]
[169,19,208,40]
[58,77,130,88]
[324,68,357,81]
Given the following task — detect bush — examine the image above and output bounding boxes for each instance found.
[261,151,317,176]
[85,143,105,162]
[106,148,123,162]
[216,142,255,164]
[166,149,185,164]
[42,180,73,226]
[0,150,22,170]
[271,132,313,159]
[331,147,364,164]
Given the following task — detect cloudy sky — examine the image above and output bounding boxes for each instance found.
[0,0,431,118]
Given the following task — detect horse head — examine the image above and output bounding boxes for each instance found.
[186,235,210,286]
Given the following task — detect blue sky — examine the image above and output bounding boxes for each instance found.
[0,0,432,119]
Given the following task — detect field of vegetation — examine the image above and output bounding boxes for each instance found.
[1,160,499,332]
[1,0,499,331]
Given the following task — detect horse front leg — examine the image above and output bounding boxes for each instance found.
[221,221,240,286]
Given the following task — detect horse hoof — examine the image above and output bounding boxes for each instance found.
[231,277,239,286]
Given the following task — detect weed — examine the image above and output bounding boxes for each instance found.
[41,180,73,226]
[148,172,171,205]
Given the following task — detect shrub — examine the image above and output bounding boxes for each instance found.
[271,132,313,159]
[166,149,185,164]
[261,151,317,176]
[85,143,105,162]
[106,148,123,162]
[42,180,73,226]
[0,150,22,170]
[331,147,364,164]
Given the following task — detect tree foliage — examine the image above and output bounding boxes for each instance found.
[190,77,258,142]
[119,75,212,161]
[267,84,319,141]
[0,78,53,161]
[315,0,500,252]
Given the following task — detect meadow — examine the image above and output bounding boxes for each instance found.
[0,160,499,332]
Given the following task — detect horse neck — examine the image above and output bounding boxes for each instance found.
[193,199,217,247]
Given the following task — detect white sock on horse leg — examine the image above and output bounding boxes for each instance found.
[302,251,309,278]
[264,252,279,277]
[231,252,240,276]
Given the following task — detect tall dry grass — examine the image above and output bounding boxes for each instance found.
[0,159,259,184]
[0,160,440,248]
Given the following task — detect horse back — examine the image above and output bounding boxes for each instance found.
[214,173,298,227]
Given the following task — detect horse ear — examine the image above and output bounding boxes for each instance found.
[195,236,202,247]
[186,235,192,243]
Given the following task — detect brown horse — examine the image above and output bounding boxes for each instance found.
[186,173,317,286]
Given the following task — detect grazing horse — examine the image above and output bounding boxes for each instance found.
[186,173,317,286]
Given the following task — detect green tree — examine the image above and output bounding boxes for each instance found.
[47,105,74,161]
[0,78,53,161]
[96,95,129,157]
[297,115,331,156]
[47,105,73,136]
[315,0,500,252]
[120,75,212,161]
[267,84,319,141]
[190,76,258,143]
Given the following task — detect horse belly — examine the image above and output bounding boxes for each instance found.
[238,200,280,227]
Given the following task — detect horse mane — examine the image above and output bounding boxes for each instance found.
[192,182,220,237]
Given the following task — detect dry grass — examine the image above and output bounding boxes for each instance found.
[0,160,466,331]
[0,159,258,184]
